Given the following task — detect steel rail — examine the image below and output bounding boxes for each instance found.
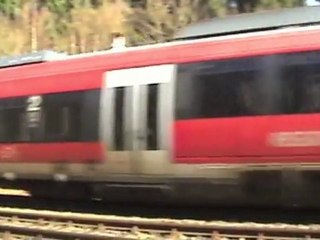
[0,207,318,239]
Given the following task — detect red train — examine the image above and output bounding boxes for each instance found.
[1,6,320,207]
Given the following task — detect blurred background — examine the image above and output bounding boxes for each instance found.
[0,0,319,56]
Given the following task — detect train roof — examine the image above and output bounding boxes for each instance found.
[175,6,320,40]
[0,50,67,69]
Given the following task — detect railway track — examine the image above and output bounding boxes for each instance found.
[1,194,320,225]
[0,207,318,239]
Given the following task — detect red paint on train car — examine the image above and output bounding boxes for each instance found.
[0,142,104,163]
[174,114,320,164]
[1,28,320,98]
[0,70,103,98]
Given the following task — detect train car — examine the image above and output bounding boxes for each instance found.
[1,6,320,208]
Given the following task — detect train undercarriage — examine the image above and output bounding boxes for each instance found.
[1,169,320,209]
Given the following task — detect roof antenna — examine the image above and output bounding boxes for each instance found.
[111,33,126,50]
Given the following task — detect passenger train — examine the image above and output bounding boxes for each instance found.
[1,6,320,208]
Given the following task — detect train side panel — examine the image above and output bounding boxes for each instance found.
[0,70,104,180]
[175,116,320,165]
[0,143,103,163]
[174,38,320,168]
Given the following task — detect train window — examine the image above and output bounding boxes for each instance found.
[4,109,21,142]
[175,57,270,119]
[44,106,65,141]
[0,96,39,143]
[0,90,98,143]
[113,87,125,150]
[280,51,320,114]
[176,51,320,119]
[0,113,6,142]
[64,105,81,141]
[0,108,26,142]
[43,92,82,142]
[146,84,159,150]
[81,90,100,141]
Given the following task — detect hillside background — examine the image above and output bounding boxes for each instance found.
[0,0,314,56]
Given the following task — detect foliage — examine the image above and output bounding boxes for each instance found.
[0,0,307,56]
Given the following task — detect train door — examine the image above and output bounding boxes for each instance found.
[101,64,175,175]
